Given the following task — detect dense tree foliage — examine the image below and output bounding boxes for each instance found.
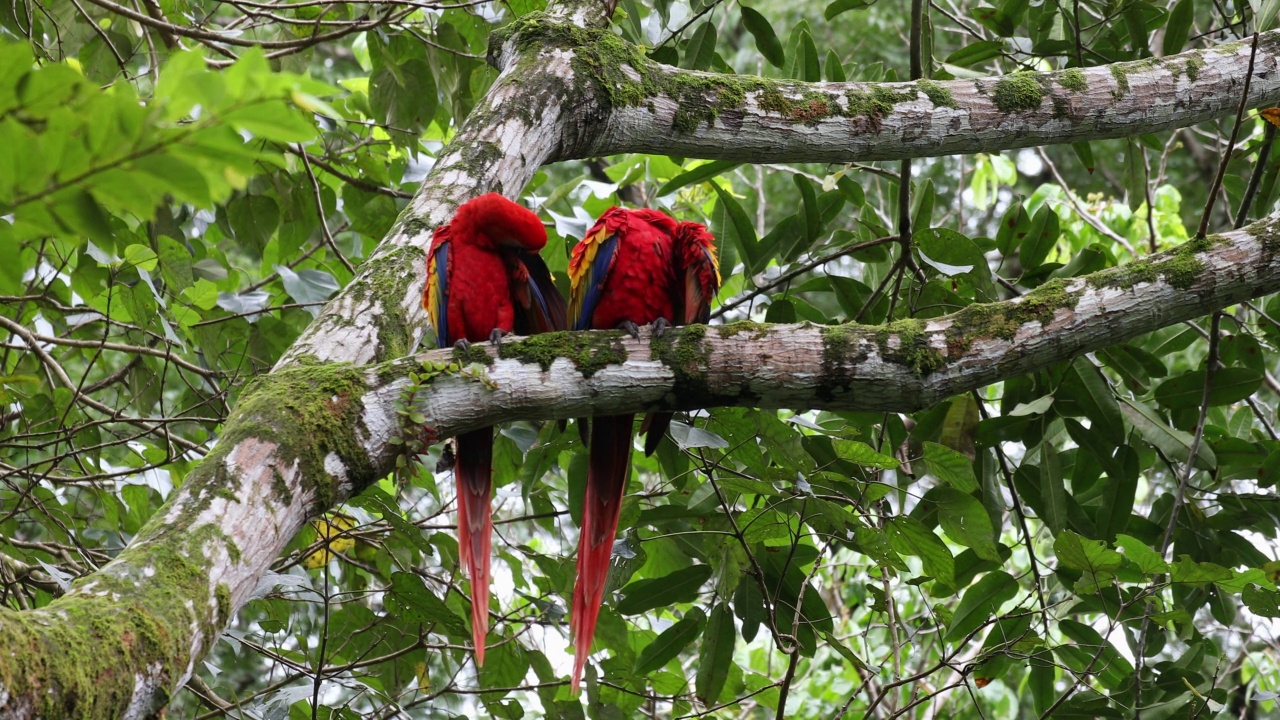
[4,0,1280,717]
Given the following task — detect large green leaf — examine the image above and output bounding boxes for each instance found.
[695,603,735,703]
[617,565,713,614]
[945,571,1017,642]
[740,7,785,67]
[634,608,705,674]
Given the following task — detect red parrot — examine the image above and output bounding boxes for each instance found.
[566,207,720,693]
[424,193,567,667]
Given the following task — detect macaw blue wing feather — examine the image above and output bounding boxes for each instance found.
[568,227,621,332]
[425,230,452,347]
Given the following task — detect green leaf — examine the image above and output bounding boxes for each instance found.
[385,572,469,638]
[824,49,846,82]
[695,603,735,703]
[634,608,705,674]
[823,0,875,19]
[1243,584,1280,617]
[710,182,761,273]
[225,194,280,255]
[795,175,819,248]
[123,244,158,272]
[1260,0,1280,32]
[945,40,1003,67]
[1154,367,1263,409]
[617,564,712,614]
[1071,141,1095,173]
[837,175,865,207]
[1058,619,1133,690]
[1114,534,1168,574]
[1095,446,1137,541]
[764,298,796,323]
[276,265,340,311]
[223,101,315,143]
[1039,442,1067,535]
[929,486,1000,561]
[733,578,764,642]
[1162,0,1194,55]
[1123,138,1145,211]
[1061,357,1124,440]
[1020,205,1059,270]
[740,7,786,67]
[682,22,717,71]
[972,5,1015,36]
[833,439,899,469]
[1054,530,1122,594]
[1119,398,1216,469]
[738,507,792,543]
[1169,555,1233,587]
[1029,650,1056,715]
[945,570,1017,642]
[886,517,955,587]
[922,441,978,492]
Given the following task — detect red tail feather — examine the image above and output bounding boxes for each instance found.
[455,428,494,667]
[570,414,634,694]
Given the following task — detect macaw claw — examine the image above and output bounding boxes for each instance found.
[618,320,642,339]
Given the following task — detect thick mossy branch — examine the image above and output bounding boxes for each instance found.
[0,506,234,719]
[492,12,950,133]
[221,360,374,508]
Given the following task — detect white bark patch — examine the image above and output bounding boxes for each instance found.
[121,663,165,720]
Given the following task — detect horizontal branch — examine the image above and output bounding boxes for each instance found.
[572,29,1280,162]
[360,217,1280,445]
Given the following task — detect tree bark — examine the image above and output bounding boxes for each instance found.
[3,2,1279,716]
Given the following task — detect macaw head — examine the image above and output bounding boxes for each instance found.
[453,192,548,252]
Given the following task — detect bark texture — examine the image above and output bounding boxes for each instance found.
[2,2,1279,717]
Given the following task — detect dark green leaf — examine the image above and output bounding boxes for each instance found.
[1161,0,1194,55]
[824,49,846,81]
[710,182,762,273]
[617,564,712,614]
[1120,398,1216,469]
[921,441,978,492]
[945,40,1003,67]
[823,0,875,20]
[634,608,705,674]
[929,486,1000,561]
[682,22,717,71]
[658,161,740,197]
[1071,141,1095,173]
[695,603,735,703]
[1020,205,1059,270]
[1155,367,1263,409]
[886,516,956,587]
[740,7,785,67]
[945,570,1017,642]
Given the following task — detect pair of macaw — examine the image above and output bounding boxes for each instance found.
[423,193,720,693]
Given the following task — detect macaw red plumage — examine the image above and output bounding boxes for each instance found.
[424,193,567,666]
[566,207,720,693]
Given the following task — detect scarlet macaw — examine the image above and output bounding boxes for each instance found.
[566,207,720,693]
[424,193,567,666]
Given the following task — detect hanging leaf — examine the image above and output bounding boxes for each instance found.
[945,571,1017,642]
[695,603,735,703]
[740,7,786,67]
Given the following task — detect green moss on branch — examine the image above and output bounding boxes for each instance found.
[499,331,627,377]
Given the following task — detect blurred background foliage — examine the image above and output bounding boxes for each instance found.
[4,0,1280,716]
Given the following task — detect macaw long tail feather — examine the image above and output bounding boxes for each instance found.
[570,414,634,694]
[455,427,494,667]
[639,411,672,457]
